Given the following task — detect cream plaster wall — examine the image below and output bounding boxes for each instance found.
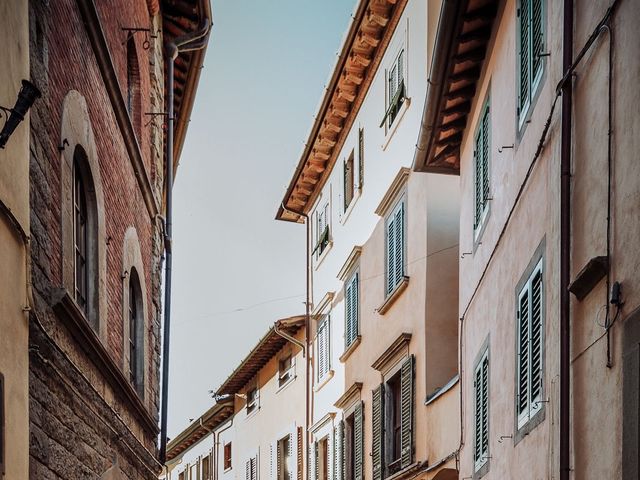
[0,0,30,478]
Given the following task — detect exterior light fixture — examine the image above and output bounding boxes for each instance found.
[0,80,41,149]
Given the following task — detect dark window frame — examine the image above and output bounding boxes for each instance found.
[224,442,233,471]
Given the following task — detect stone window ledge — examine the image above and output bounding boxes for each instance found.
[377,276,409,315]
[339,336,362,363]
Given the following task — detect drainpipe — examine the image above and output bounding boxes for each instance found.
[560,0,573,478]
[275,320,307,355]
[159,18,212,464]
[281,202,311,480]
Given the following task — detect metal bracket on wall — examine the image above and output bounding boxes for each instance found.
[121,27,159,50]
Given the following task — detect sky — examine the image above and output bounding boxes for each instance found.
[168,1,357,438]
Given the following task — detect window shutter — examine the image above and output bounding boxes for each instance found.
[372,385,384,480]
[474,350,490,470]
[358,128,364,188]
[345,281,353,347]
[530,266,543,410]
[394,202,404,286]
[474,139,482,229]
[354,401,364,480]
[400,355,414,468]
[297,427,304,480]
[272,444,277,480]
[473,363,482,465]
[517,286,530,426]
[481,106,490,210]
[352,273,358,342]
[335,421,344,480]
[247,459,253,480]
[386,216,396,295]
[397,50,404,85]
[519,0,530,113]
[532,0,543,77]
[481,355,489,461]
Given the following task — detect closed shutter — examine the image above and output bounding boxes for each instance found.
[372,385,384,480]
[474,101,490,231]
[345,272,359,348]
[474,138,482,229]
[400,355,414,468]
[318,316,330,380]
[481,106,490,210]
[335,421,344,480]
[386,215,396,295]
[517,259,544,428]
[519,0,530,114]
[394,202,404,287]
[473,349,490,471]
[358,128,364,188]
[312,442,318,480]
[297,427,304,480]
[397,50,404,87]
[532,0,543,78]
[354,401,364,480]
[253,457,258,480]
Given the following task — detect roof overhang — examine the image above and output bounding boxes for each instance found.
[161,0,212,170]
[165,397,235,462]
[214,316,306,396]
[276,0,409,223]
[413,0,499,175]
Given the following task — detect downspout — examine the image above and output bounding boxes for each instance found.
[214,417,234,480]
[559,0,573,478]
[281,202,311,480]
[275,321,306,355]
[159,18,212,464]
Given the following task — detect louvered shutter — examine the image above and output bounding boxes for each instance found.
[289,429,296,480]
[386,215,396,295]
[481,106,490,210]
[389,64,397,104]
[481,355,489,462]
[372,385,384,480]
[354,401,364,480]
[345,281,353,347]
[530,265,543,415]
[253,457,258,480]
[473,350,490,470]
[358,128,364,188]
[394,202,404,287]
[272,443,278,480]
[351,273,358,343]
[312,442,318,480]
[473,363,482,465]
[532,0,543,78]
[397,50,404,87]
[247,460,252,480]
[474,135,482,229]
[517,285,530,427]
[519,0,530,115]
[335,421,344,480]
[400,355,414,468]
[297,427,304,480]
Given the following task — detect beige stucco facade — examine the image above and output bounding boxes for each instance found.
[0,0,31,478]
[450,0,640,478]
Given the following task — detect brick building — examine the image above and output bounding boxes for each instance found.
[26,0,210,478]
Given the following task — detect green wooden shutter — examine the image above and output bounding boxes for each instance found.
[481,355,489,463]
[473,350,489,471]
[530,265,543,409]
[352,273,358,342]
[372,385,384,480]
[517,286,530,427]
[474,135,482,229]
[394,202,404,287]
[532,0,543,77]
[358,128,364,188]
[400,355,414,468]
[354,401,364,480]
[481,105,490,210]
[473,363,482,465]
[519,0,530,114]
[386,216,396,295]
[345,280,353,347]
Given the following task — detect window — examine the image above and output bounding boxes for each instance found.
[317,316,331,381]
[315,437,329,480]
[372,356,414,480]
[179,472,185,480]
[279,354,294,387]
[246,456,258,480]
[202,454,211,480]
[344,271,359,349]
[73,157,88,313]
[518,0,545,126]
[314,202,330,258]
[128,268,144,396]
[247,387,259,415]
[336,402,362,480]
[384,49,405,128]
[343,151,355,211]
[516,259,544,430]
[473,99,490,237]
[385,199,405,296]
[277,434,293,480]
[474,348,490,473]
[190,464,198,479]
[224,443,232,471]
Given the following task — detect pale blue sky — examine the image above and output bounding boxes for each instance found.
[169,1,357,437]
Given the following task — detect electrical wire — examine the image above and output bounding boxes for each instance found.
[571,305,621,365]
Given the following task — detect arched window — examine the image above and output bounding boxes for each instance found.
[72,147,99,330]
[128,268,144,396]
[126,36,141,137]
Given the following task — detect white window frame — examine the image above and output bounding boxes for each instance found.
[278,352,295,389]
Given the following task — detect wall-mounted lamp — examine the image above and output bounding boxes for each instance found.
[0,80,41,149]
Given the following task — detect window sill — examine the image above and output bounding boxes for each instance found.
[514,406,545,445]
[245,406,260,420]
[382,97,411,151]
[339,336,362,363]
[377,276,409,315]
[314,370,334,392]
[340,188,362,225]
[314,241,333,270]
[224,467,232,473]
[425,374,459,406]
[473,204,491,253]
[384,461,421,480]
